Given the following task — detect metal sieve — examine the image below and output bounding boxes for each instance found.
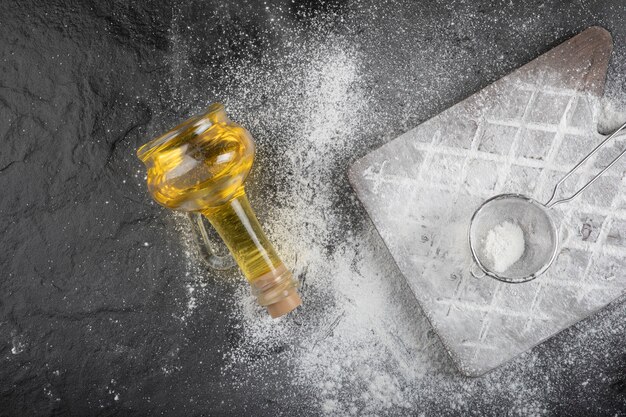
[469,121,626,283]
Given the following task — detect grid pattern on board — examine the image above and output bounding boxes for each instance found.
[354,81,626,375]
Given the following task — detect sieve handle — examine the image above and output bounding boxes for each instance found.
[545,121,626,208]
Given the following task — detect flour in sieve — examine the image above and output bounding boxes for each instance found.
[484,221,526,273]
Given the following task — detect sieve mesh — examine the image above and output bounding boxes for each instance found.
[469,194,559,283]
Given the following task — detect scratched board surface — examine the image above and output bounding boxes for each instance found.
[349,28,626,376]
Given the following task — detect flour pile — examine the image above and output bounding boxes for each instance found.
[484,221,526,273]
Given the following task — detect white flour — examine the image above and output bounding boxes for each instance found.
[484,221,526,273]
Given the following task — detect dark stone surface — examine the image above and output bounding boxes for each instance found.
[1,0,625,415]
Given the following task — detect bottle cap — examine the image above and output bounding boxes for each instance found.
[267,289,302,318]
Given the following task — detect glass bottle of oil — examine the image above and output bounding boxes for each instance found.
[137,103,301,318]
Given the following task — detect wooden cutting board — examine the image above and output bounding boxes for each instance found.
[349,27,621,376]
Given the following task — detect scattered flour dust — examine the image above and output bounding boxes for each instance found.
[484,221,526,273]
[218,42,430,414]
[154,6,626,415]
[161,32,553,417]
[162,38,438,414]
[10,334,26,355]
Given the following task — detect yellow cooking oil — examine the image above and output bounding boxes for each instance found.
[137,103,301,318]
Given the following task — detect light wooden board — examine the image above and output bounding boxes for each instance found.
[349,27,622,376]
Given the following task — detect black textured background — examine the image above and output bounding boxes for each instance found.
[1,0,626,416]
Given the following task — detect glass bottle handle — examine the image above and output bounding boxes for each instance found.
[187,212,236,270]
